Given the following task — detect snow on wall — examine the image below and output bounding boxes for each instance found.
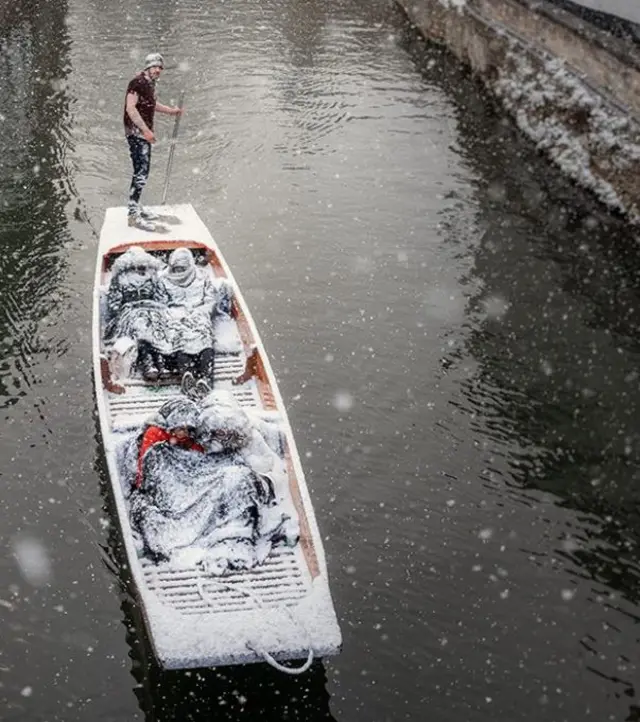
[492,48,640,217]
[563,0,640,26]
[437,0,467,11]
[396,0,640,222]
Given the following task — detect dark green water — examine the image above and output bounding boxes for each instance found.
[1,0,640,720]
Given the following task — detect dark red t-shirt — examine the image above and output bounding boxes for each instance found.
[123,72,156,136]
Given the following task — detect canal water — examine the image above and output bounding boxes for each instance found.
[2,0,640,720]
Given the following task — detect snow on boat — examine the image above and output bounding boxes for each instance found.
[92,204,342,672]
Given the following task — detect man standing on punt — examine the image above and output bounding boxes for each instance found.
[124,52,183,231]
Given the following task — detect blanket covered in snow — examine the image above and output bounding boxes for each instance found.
[120,391,300,574]
[104,246,233,359]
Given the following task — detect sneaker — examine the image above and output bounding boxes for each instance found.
[195,379,212,399]
[181,371,196,398]
[127,215,157,232]
[140,208,160,221]
[138,348,159,382]
[142,364,159,382]
[156,356,172,380]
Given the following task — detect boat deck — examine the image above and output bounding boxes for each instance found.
[142,545,311,617]
[94,204,341,669]
[106,355,258,431]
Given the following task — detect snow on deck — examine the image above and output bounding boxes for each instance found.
[107,374,259,431]
[142,545,310,616]
[95,204,342,669]
[99,204,217,253]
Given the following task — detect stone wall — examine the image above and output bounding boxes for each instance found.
[559,0,640,27]
[396,0,640,223]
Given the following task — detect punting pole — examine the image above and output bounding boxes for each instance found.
[161,90,186,205]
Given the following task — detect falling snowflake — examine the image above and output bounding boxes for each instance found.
[333,391,354,412]
[13,536,52,587]
[540,359,553,376]
[481,295,510,320]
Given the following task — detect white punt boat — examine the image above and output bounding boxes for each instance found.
[92,204,341,672]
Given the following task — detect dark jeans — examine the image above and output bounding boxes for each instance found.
[174,348,216,382]
[127,135,151,218]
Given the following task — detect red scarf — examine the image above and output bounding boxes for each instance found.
[135,425,204,489]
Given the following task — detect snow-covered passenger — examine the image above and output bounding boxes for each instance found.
[134,397,204,490]
[126,390,298,571]
[105,246,174,382]
[197,389,286,481]
[159,248,220,383]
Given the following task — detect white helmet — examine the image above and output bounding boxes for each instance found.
[144,52,164,70]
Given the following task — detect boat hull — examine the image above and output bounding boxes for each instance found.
[92,204,341,670]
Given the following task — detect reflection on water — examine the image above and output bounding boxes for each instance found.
[129,649,336,722]
[452,45,640,586]
[0,0,73,411]
[399,28,640,711]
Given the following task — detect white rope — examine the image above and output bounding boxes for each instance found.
[247,644,314,675]
[195,562,314,676]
